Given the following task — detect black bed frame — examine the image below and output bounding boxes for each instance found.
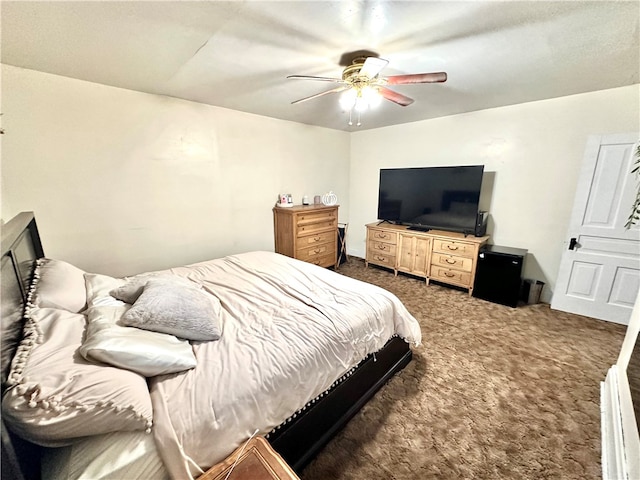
[0,212,413,479]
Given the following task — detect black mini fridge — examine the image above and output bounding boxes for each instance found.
[473,245,527,308]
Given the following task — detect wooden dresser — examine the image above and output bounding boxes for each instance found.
[366,223,489,295]
[273,204,338,268]
[198,436,300,480]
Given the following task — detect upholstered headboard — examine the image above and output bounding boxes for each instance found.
[1,212,45,480]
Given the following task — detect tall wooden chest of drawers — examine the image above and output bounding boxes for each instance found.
[273,205,338,268]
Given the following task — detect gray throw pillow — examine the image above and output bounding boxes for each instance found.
[121,278,221,342]
[111,275,194,304]
[109,273,170,305]
[110,276,151,304]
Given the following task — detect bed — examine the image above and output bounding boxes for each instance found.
[1,212,421,480]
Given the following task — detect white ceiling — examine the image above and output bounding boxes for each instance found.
[2,1,639,132]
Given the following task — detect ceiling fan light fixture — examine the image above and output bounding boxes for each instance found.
[340,85,381,112]
[362,86,382,108]
[354,95,368,113]
[339,89,357,111]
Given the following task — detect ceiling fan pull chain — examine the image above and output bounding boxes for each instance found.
[357,110,362,127]
[348,109,353,126]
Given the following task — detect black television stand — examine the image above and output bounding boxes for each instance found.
[407,225,431,232]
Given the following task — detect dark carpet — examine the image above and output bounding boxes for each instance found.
[301,258,626,480]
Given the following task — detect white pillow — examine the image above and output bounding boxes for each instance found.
[84,272,125,308]
[81,274,197,377]
[32,258,87,313]
[2,308,153,446]
[121,277,222,342]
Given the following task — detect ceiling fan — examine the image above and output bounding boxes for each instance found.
[287,56,447,108]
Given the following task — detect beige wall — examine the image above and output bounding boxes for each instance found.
[3,64,639,303]
[1,65,350,276]
[348,85,640,302]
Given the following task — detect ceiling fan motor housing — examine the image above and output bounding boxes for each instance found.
[342,57,371,83]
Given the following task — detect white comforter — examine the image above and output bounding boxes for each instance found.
[149,251,421,479]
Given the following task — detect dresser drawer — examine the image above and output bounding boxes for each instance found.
[367,241,397,256]
[367,251,396,269]
[368,228,397,245]
[296,219,336,236]
[297,231,334,247]
[306,253,336,268]
[296,210,337,227]
[430,265,472,287]
[431,252,473,272]
[432,239,475,258]
[298,243,335,261]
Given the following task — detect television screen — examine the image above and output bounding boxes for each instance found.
[377,165,484,233]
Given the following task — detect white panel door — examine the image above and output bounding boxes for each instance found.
[551,133,640,324]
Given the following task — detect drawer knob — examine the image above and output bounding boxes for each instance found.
[313,236,321,242]
[445,258,456,264]
[444,271,456,278]
[447,245,459,250]
[377,244,386,250]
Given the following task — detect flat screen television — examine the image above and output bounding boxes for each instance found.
[377,165,484,234]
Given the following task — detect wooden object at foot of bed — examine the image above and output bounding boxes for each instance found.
[267,336,412,473]
[198,436,300,480]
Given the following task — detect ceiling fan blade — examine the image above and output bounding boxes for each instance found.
[287,75,345,83]
[385,72,447,84]
[379,87,414,107]
[291,86,349,105]
[359,57,389,79]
